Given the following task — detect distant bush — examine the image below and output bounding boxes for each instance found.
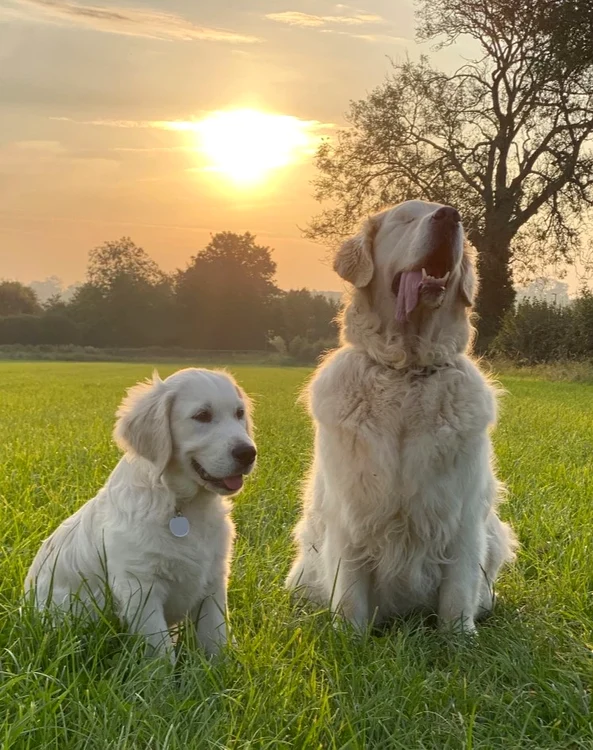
[492,291,593,364]
[0,314,83,346]
[287,336,335,365]
[568,291,593,359]
[0,344,280,364]
[268,335,288,355]
[493,300,572,363]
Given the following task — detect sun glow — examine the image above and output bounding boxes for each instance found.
[183,109,320,185]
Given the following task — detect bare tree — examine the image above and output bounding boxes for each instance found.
[307,0,593,346]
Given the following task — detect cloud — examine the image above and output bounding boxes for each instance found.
[0,139,119,181]
[266,12,325,28]
[9,140,65,153]
[51,117,164,128]
[51,114,336,134]
[5,0,260,43]
[264,8,410,43]
[265,10,383,28]
[320,30,410,43]
[110,146,195,153]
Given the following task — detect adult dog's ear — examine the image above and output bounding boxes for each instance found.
[459,245,478,307]
[333,218,375,288]
[114,371,174,474]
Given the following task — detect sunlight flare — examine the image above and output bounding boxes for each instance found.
[165,109,326,185]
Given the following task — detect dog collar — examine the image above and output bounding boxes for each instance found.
[408,362,452,378]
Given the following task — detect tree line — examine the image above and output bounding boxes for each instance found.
[5,231,593,365]
[0,233,339,362]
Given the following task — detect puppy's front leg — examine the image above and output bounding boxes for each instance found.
[438,516,486,635]
[324,524,370,631]
[192,585,228,657]
[116,584,174,663]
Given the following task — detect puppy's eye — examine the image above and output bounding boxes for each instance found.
[192,409,212,423]
[236,407,245,420]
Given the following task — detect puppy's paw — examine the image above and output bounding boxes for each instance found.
[329,610,370,639]
[146,643,176,666]
[200,633,229,659]
[439,616,477,637]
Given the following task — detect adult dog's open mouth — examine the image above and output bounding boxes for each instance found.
[191,458,244,492]
[393,242,455,321]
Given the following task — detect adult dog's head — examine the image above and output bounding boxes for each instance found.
[334,200,477,367]
[114,368,256,496]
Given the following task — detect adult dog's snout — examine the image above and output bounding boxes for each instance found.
[432,206,461,224]
[232,443,257,468]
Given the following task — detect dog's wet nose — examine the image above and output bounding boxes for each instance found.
[433,206,461,224]
[232,443,257,467]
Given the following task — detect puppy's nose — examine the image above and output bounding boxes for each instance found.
[433,206,461,224]
[232,443,257,467]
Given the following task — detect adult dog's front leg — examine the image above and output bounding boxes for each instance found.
[438,518,486,634]
[324,524,370,631]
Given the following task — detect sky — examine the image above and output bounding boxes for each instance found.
[0,0,472,292]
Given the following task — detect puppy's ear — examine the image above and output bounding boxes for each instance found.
[114,371,174,474]
[333,218,375,288]
[458,245,478,307]
[236,384,255,437]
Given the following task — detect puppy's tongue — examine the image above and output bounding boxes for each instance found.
[222,475,244,491]
[395,271,423,321]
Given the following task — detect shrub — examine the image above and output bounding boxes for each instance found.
[0,314,83,346]
[492,300,572,364]
[287,336,335,364]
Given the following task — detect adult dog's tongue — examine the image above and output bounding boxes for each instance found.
[395,270,450,321]
[222,475,244,491]
[395,271,423,321]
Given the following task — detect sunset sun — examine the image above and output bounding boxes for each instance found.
[192,109,318,185]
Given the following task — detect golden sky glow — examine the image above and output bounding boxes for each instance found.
[0,1,473,292]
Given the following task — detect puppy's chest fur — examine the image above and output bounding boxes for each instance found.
[109,493,232,618]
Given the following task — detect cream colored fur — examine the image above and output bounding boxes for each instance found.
[25,368,256,661]
[286,200,517,633]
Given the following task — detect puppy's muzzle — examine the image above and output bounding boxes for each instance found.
[232,443,257,469]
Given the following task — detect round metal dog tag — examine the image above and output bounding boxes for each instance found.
[169,514,190,538]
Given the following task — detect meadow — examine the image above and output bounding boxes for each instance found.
[1,361,592,749]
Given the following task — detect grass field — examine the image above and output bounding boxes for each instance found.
[1,362,592,749]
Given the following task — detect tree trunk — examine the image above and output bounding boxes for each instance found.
[471,232,515,352]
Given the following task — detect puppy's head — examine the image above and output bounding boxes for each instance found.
[334,200,476,359]
[114,368,256,496]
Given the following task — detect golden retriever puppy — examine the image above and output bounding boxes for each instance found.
[25,368,256,660]
[286,200,517,633]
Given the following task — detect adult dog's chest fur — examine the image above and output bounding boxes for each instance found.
[311,348,495,532]
[312,348,494,473]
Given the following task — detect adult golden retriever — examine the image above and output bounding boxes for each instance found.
[286,200,516,633]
